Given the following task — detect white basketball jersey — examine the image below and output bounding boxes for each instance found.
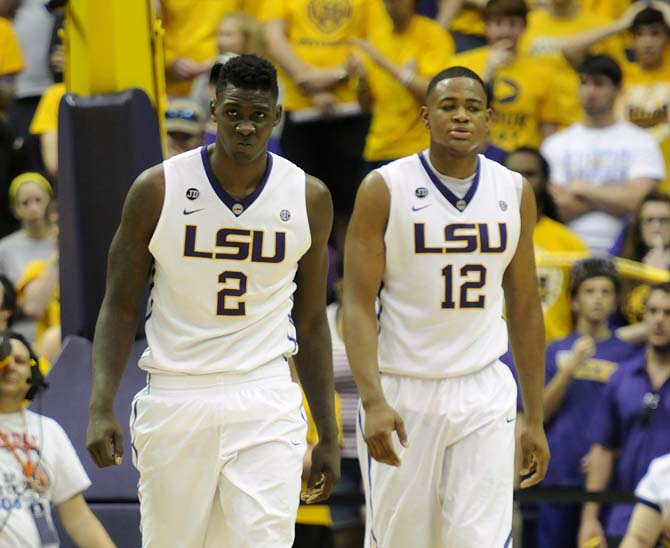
[377,152,522,378]
[139,147,311,375]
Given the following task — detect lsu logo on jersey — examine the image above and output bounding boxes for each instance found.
[414,222,508,254]
[183,225,286,263]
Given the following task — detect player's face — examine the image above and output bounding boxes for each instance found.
[212,85,281,164]
[578,74,619,118]
[572,276,617,323]
[12,182,50,226]
[632,24,669,69]
[644,289,670,350]
[422,77,491,156]
[485,15,526,47]
[640,200,670,250]
[0,339,31,401]
[503,151,545,197]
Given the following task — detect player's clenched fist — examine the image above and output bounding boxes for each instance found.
[363,400,409,467]
[87,410,124,468]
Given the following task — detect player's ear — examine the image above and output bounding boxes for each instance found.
[210,99,217,120]
[421,105,429,129]
[273,104,283,127]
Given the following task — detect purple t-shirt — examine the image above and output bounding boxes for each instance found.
[588,352,670,538]
[544,333,642,487]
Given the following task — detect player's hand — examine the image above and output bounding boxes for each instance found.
[87,410,124,468]
[519,421,550,488]
[301,437,340,504]
[363,400,408,467]
[578,516,607,548]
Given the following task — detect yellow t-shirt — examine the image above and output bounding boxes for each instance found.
[16,260,60,346]
[534,217,589,342]
[363,16,454,161]
[0,17,24,76]
[160,0,240,96]
[519,10,627,126]
[451,47,562,151]
[260,0,387,111]
[29,83,66,136]
[297,391,343,527]
[618,61,670,193]
[450,8,485,37]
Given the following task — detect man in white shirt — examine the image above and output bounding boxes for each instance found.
[541,54,665,255]
[0,331,115,548]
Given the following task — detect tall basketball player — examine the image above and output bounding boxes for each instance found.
[343,66,550,547]
[86,55,340,547]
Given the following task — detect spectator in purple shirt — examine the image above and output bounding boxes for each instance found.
[539,257,643,548]
[579,282,670,548]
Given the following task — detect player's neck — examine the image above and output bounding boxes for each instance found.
[427,148,478,179]
[645,349,670,388]
[0,399,24,414]
[209,147,269,200]
[576,317,610,340]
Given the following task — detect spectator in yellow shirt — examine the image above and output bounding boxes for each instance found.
[351,0,454,168]
[451,0,562,152]
[504,146,589,342]
[28,82,64,178]
[0,16,24,113]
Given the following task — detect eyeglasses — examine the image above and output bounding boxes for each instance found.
[640,392,660,427]
[165,108,200,122]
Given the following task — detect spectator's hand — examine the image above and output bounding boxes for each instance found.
[87,410,124,468]
[578,516,607,548]
[519,422,550,488]
[296,67,348,95]
[346,52,368,80]
[643,233,670,270]
[569,336,595,370]
[170,57,208,81]
[548,184,592,222]
[310,91,338,116]
[301,437,340,504]
[363,400,408,467]
[580,449,593,475]
[485,40,516,77]
[50,45,64,75]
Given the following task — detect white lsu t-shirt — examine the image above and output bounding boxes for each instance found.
[541,120,665,254]
[635,452,670,519]
[0,411,90,548]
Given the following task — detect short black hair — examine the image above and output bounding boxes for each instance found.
[426,65,491,107]
[505,146,549,181]
[648,282,670,298]
[631,7,670,36]
[570,257,621,298]
[504,147,559,221]
[216,54,279,100]
[0,275,16,327]
[578,54,622,87]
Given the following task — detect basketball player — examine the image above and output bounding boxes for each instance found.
[343,66,550,547]
[86,55,340,547]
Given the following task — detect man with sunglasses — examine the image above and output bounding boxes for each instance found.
[164,99,206,159]
[86,54,339,547]
[579,282,670,548]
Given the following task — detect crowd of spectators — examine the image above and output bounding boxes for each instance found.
[0,0,668,546]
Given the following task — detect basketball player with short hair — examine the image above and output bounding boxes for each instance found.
[86,55,340,547]
[343,65,550,547]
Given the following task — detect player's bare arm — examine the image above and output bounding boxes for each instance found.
[343,171,408,468]
[292,174,340,503]
[502,178,550,488]
[86,166,164,468]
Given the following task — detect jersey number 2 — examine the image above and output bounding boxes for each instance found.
[441,264,486,309]
[217,271,247,315]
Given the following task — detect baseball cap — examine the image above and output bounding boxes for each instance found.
[165,99,205,135]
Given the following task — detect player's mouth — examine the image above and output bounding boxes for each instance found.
[448,127,472,139]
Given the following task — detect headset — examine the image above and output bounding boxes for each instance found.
[0,331,49,400]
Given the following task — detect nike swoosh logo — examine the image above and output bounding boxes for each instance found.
[506,417,516,423]
[183,208,205,215]
[412,204,431,212]
[290,440,303,446]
